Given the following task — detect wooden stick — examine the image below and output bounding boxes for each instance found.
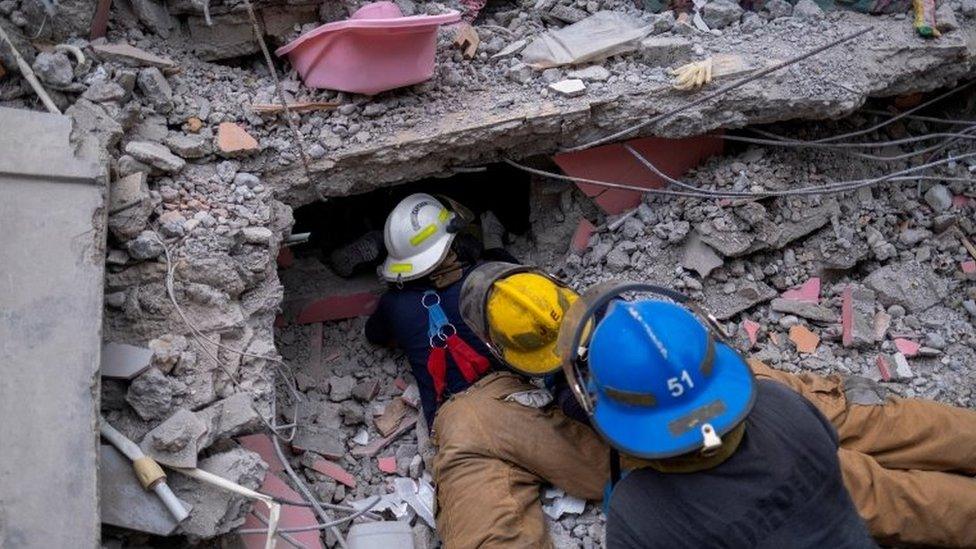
[0,23,60,114]
[250,101,340,114]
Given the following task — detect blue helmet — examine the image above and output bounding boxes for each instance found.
[577,294,755,459]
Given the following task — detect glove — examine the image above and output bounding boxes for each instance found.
[670,58,713,91]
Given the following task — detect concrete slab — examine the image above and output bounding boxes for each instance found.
[99,444,191,536]
[0,107,105,548]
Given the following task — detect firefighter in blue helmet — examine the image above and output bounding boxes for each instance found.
[557,281,877,549]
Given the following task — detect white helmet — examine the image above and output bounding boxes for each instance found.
[380,193,457,282]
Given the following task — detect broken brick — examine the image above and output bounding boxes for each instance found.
[453,22,480,59]
[893,338,920,357]
[277,246,294,268]
[351,413,418,458]
[237,434,285,473]
[570,218,596,254]
[962,260,976,277]
[875,355,892,381]
[217,122,259,156]
[394,377,409,392]
[375,398,409,437]
[238,473,324,549]
[781,277,821,304]
[310,458,356,489]
[742,319,760,347]
[952,195,972,209]
[377,456,397,474]
[789,324,820,354]
[186,117,204,133]
[296,292,381,323]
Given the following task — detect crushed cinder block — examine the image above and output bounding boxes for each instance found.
[101,342,154,380]
[140,408,209,468]
[842,287,877,349]
[100,444,191,536]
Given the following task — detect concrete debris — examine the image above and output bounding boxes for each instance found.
[137,67,174,113]
[681,230,724,278]
[31,51,73,88]
[170,448,267,539]
[771,298,837,323]
[567,65,611,82]
[924,184,953,212]
[126,367,183,420]
[139,408,209,468]
[293,423,347,460]
[91,42,176,68]
[793,0,824,19]
[165,133,212,159]
[549,79,586,97]
[842,287,877,349]
[701,0,743,28]
[639,36,693,67]
[892,352,914,380]
[196,393,263,449]
[865,260,949,312]
[543,492,587,520]
[124,141,186,173]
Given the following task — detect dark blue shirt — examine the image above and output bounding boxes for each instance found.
[606,380,876,549]
[364,266,504,426]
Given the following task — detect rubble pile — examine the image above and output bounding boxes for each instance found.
[1,0,974,545]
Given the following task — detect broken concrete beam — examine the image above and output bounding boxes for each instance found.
[101,341,154,379]
[139,408,209,468]
[865,260,949,312]
[842,287,877,349]
[100,444,191,536]
[770,298,838,323]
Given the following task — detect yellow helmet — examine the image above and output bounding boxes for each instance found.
[460,262,578,376]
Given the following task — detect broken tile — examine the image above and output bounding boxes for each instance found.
[100,342,154,380]
[788,324,820,354]
[217,122,259,157]
[100,444,191,536]
[681,230,724,278]
[378,456,397,474]
[875,355,892,381]
[842,287,877,348]
[237,434,284,474]
[238,473,324,549]
[742,319,760,346]
[375,398,409,437]
[352,413,418,458]
[296,292,381,323]
[310,458,356,489]
[570,218,596,254]
[781,277,820,303]
[893,338,920,357]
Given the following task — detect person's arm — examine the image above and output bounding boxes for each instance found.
[364,295,396,347]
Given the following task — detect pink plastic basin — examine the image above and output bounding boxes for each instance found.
[276,2,460,96]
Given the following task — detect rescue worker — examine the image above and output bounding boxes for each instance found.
[363,193,515,428]
[557,281,875,548]
[451,262,976,548]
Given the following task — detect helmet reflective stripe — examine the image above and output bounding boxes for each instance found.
[380,194,457,282]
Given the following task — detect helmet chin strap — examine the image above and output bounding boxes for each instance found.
[619,422,746,475]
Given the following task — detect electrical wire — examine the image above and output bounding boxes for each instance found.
[564,26,874,152]
[238,497,382,535]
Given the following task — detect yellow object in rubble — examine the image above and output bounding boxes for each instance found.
[486,272,578,375]
[670,55,749,91]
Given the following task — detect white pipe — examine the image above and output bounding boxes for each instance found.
[0,22,60,114]
[99,420,190,523]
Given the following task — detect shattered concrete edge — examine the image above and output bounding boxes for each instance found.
[266,15,976,205]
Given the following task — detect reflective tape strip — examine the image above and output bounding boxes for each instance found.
[410,224,438,247]
[389,263,413,273]
[438,208,450,222]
